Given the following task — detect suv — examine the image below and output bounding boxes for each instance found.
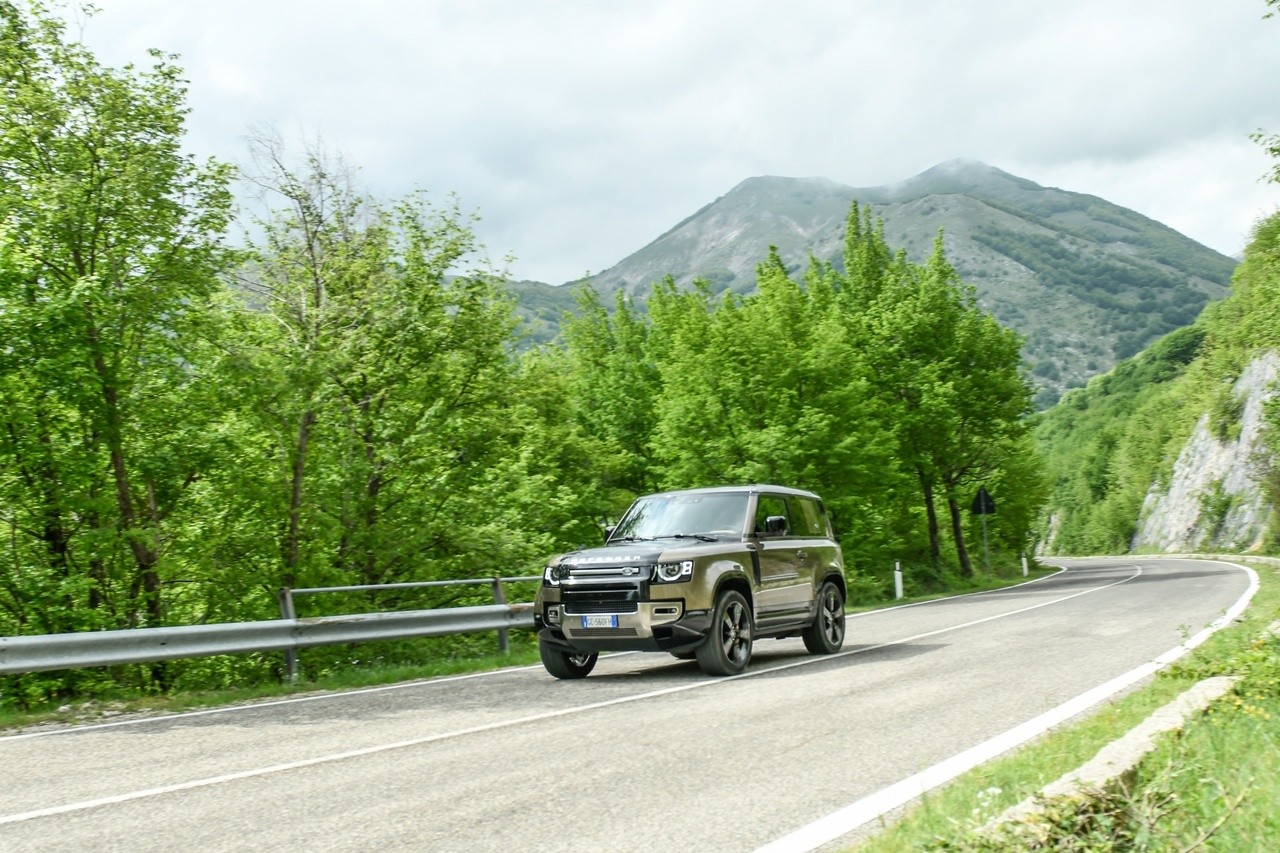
[533,485,847,678]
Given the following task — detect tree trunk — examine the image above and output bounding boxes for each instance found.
[917,467,942,571]
[948,495,973,577]
[87,327,162,628]
[282,409,316,589]
[91,339,169,688]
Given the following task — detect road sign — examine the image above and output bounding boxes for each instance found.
[971,486,996,515]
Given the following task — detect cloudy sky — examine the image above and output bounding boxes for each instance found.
[71,0,1280,284]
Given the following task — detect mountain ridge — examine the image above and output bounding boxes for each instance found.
[507,160,1236,405]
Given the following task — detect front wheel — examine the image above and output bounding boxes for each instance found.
[802,580,845,654]
[539,636,598,679]
[696,590,753,676]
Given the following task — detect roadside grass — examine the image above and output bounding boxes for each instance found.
[851,560,1279,851]
[1,563,1054,733]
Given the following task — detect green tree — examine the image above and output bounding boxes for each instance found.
[844,222,1037,575]
[559,286,661,498]
[0,3,234,644]
[646,249,902,569]
[229,135,523,598]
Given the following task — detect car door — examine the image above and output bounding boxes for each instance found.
[751,493,810,623]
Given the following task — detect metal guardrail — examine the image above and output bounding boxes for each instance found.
[0,576,541,678]
[276,576,538,681]
[1160,553,1280,568]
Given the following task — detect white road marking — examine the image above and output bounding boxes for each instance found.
[0,564,1144,826]
[755,559,1259,853]
[0,662,547,742]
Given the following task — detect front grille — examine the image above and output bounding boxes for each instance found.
[562,580,644,615]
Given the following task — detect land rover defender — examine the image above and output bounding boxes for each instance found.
[533,485,847,678]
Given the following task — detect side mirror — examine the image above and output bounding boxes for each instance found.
[602,524,616,543]
[764,515,788,536]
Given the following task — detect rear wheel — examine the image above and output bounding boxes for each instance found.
[696,590,753,676]
[802,580,845,654]
[539,636,598,679]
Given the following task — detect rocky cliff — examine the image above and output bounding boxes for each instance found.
[1131,350,1280,552]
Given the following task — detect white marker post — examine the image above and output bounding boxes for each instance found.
[894,561,904,600]
[1022,555,1029,577]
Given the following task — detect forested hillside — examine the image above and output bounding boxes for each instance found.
[1035,210,1280,554]
[0,6,1041,708]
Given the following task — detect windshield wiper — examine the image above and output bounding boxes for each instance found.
[612,535,654,542]
[659,533,717,542]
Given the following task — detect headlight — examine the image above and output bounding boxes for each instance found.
[543,565,571,586]
[653,560,694,583]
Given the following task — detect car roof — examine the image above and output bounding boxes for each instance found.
[636,484,822,501]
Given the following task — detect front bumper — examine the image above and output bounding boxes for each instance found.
[536,600,713,653]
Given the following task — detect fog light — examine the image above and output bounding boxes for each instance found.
[546,605,562,625]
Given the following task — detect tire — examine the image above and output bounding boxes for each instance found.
[539,636,598,679]
[696,589,753,676]
[802,580,845,654]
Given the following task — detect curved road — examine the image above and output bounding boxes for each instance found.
[0,558,1254,851]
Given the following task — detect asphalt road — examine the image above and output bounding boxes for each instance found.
[0,557,1254,852]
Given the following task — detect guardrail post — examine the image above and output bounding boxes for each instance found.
[278,587,299,683]
[491,577,510,654]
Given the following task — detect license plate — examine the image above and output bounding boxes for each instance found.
[581,614,618,629]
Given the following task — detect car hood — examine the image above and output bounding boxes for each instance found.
[554,542,669,567]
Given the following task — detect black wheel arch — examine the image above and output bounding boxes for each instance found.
[714,574,755,611]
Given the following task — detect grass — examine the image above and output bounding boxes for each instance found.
[851,559,1280,851]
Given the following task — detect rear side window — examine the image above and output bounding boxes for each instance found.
[788,497,830,538]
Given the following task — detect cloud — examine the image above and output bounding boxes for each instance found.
[75,0,1280,282]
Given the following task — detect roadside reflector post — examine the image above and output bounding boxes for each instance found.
[1022,555,1029,577]
[894,561,904,600]
[277,587,299,684]
[491,577,510,655]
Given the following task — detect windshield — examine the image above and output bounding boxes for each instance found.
[610,492,749,541]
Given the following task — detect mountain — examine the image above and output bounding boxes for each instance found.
[508,160,1237,406]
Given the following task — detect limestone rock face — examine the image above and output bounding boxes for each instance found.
[1131,351,1280,552]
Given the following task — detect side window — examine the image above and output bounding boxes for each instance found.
[788,497,829,538]
[754,495,790,536]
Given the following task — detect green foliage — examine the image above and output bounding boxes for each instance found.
[643,249,910,571]
[0,0,235,659]
[845,226,1041,574]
